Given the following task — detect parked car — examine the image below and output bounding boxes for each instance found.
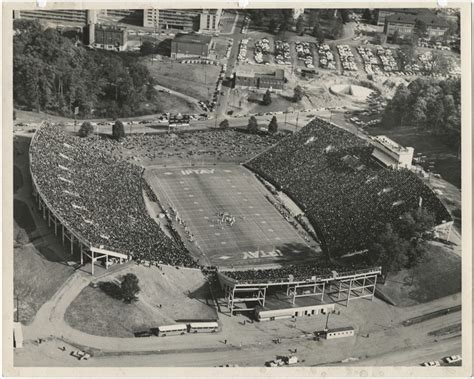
[445,355,462,364]
[422,361,440,367]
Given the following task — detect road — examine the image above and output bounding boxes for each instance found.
[15,259,462,368]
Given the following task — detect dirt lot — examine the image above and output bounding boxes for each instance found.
[143,60,221,100]
[64,265,217,337]
[141,91,198,115]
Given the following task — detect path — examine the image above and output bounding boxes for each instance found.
[153,84,202,104]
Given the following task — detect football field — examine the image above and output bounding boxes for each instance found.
[146,165,320,268]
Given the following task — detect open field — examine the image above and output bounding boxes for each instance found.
[14,240,75,324]
[143,60,221,100]
[64,265,217,337]
[377,243,461,307]
[142,91,198,114]
[146,165,319,267]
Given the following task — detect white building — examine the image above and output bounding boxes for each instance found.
[371,135,414,170]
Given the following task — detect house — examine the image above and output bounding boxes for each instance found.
[384,13,449,39]
[84,24,128,51]
[234,68,285,90]
[170,33,213,59]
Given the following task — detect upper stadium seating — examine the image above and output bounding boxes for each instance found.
[246,117,451,257]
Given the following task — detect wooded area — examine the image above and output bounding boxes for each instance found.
[13,20,157,118]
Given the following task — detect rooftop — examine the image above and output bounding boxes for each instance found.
[372,135,410,153]
[235,68,285,79]
[385,12,449,28]
[173,33,212,45]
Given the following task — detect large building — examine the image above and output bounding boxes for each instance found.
[13,9,97,25]
[170,33,213,59]
[84,24,128,51]
[384,12,449,39]
[234,68,285,90]
[370,135,414,170]
[375,8,421,26]
[143,9,222,32]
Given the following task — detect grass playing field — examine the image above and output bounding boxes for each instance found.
[146,165,320,268]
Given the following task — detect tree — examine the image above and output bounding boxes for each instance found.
[410,98,427,126]
[268,18,279,34]
[293,85,304,102]
[414,19,427,38]
[396,207,435,242]
[429,51,451,76]
[120,273,140,303]
[279,19,290,36]
[391,30,400,44]
[78,121,94,137]
[112,119,125,140]
[339,9,351,24]
[311,25,325,44]
[247,116,258,133]
[268,116,278,133]
[296,15,305,35]
[362,9,373,24]
[140,40,156,55]
[398,41,416,70]
[219,119,229,129]
[262,89,272,105]
[329,17,344,39]
[368,223,409,278]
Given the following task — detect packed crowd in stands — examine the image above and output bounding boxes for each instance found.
[246,117,451,257]
[120,130,283,163]
[221,259,378,284]
[30,123,197,267]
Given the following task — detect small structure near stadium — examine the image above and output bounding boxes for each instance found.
[370,135,415,170]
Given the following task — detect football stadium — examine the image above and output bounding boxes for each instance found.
[29,118,452,316]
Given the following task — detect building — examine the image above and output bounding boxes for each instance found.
[84,24,128,51]
[323,327,355,339]
[170,33,213,59]
[143,9,222,32]
[234,68,285,90]
[375,8,421,26]
[256,303,335,322]
[13,9,97,25]
[370,135,414,170]
[384,13,449,39]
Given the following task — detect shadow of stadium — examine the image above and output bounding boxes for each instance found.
[14,135,81,266]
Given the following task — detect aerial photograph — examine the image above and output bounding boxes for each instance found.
[9,6,465,370]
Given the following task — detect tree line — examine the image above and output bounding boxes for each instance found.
[382,78,461,152]
[243,9,346,41]
[13,19,157,119]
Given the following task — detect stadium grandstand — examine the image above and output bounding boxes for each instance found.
[245,117,452,257]
[29,122,196,273]
[28,118,451,316]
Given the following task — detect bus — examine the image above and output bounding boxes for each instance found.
[157,324,187,337]
[187,322,219,333]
